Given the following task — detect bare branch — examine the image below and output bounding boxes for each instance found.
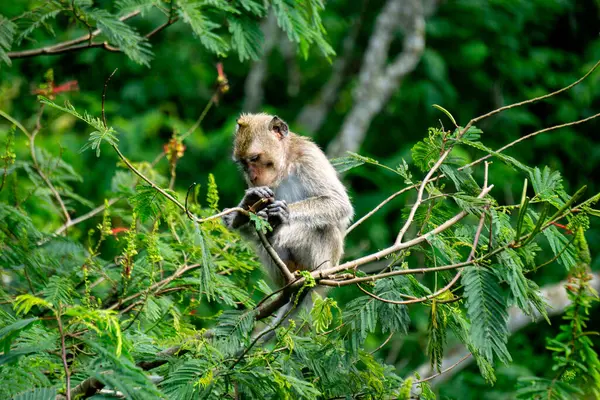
[257,230,295,283]
[462,111,600,171]
[370,331,395,355]
[347,186,412,233]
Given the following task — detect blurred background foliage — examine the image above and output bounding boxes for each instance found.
[1,0,599,398]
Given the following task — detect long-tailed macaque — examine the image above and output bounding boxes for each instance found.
[223,113,353,331]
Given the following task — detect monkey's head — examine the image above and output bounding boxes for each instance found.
[233,113,290,187]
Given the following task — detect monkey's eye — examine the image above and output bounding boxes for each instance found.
[248,154,260,163]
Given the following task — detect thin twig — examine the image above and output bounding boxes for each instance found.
[256,230,295,283]
[106,263,201,310]
[102,69,118,128]
[347,186,412,233]
[357,271,461,305]
[416,353,472,383]
[318,245,505,287]
[54,198,120,235]
[469,60,600,126]
[145,16,180,39]
[185,182,197,219]
[230,295,299,370]
[462,111,600,171]
[179,89,219,141]
[370,331,394,354]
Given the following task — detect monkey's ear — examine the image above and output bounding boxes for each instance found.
[268,116,289,140]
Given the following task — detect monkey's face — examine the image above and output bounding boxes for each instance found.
[233,114,289,187]
[235,152,279,187]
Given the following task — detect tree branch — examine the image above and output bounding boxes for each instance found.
[7,10,142,59]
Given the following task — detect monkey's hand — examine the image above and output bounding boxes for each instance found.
[257,200,289,229]
[242,186,274,211]
[224,187,274,230]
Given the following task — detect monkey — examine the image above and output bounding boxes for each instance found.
[222,113,353,336]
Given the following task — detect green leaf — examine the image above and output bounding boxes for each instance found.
[38,97,119,157]
[11,387,57,400]
[178,0,230,57]
[14,2,63,45]
[13,295,53,315]
[373,278,410,334]
[0,318,38,351]
[516,377,582,400]
[427,305,447,373]
[0,15,16,66]
[129,185,170,221]
[310,292,337,333]
[115,0,160,16]
[529,166,566,208]
[42,276,74,306]
[238,0,266,15]
[330,154,365,173]
[88,8,153,66]
[250,212,272,234]
[447,308,496,384]
[542,225,577,269]
[411,138,442,172]
[193,223,216,301]
[458,139,531,173]
[212,310,255,355]
[494,252,539,317]
[463,266,511,365]
[228,16,264,61]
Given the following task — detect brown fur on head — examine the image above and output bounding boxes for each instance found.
[233,113,290,187]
